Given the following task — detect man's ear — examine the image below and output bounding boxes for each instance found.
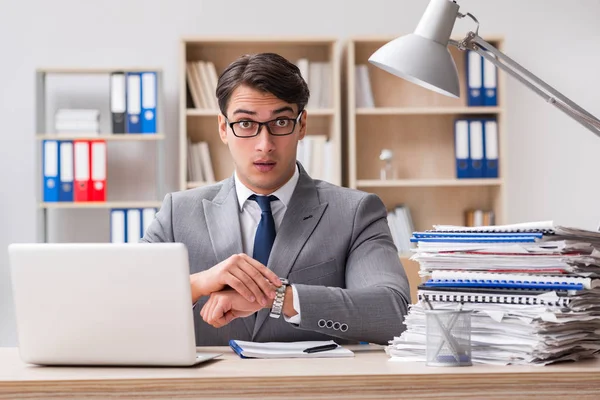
[218,113,228,144]
[298,109,307,141]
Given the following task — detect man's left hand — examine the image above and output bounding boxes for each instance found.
[200,289,265,328]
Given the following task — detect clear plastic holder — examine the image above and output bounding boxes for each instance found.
[425,309,472,367]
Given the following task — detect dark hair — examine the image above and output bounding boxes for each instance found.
[216,53,310,116]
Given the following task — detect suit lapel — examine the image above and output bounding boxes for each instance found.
[253,165,328,338]
[203,177,254,336]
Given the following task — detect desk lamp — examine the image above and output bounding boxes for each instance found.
[368,0,600,137]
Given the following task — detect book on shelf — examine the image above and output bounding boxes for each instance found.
[387,204,415,254]
[465,209,495,227]
[298,59,331,109]
[296,135,336,184]
[354,64,375,108]
[186,60,219,110]
[187,139,215,184]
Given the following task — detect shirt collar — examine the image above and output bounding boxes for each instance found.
[235,164,300,212]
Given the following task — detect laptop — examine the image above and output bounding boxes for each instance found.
[8,242,221,367]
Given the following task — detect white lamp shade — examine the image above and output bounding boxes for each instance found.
[368,33,460,98]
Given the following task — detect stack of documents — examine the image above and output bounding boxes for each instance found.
[54,109,100,134]
[387,221,600,365]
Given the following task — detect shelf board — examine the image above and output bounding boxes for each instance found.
[37,68,162,74]
[356,107,503,115]
[186,108,335,117]
[356,179,503,188]
[39,201,163,209]
[36,134,165,141]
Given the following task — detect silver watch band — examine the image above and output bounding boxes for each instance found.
[269,278,289,318]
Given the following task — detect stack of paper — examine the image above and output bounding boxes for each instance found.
[387,221,600,365]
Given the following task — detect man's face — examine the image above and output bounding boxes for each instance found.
[218,84,306,195]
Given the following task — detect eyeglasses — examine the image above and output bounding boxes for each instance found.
[226,110,304,138]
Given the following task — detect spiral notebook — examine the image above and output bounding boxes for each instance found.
[430,271,597,290]
[423,278,584,291]
[418,289,572,307]
[431,220,556,234]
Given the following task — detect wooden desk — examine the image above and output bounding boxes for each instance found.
[1,345,600,399]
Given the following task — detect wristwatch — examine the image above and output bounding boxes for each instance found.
[269,278,289,318]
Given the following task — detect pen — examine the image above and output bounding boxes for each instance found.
[303,344,338,354]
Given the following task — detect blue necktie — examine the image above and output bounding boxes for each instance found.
[250,194,278,266]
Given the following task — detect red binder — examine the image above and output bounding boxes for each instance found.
[73,140,90,202]
[90,140,106,202]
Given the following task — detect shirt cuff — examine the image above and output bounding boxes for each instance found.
[283,284,301,324]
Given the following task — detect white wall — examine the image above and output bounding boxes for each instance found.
[1,0,599,346]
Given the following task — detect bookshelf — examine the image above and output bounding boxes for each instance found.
[35,68,166,243]
[346,36,507,268]
[179,37,342,191]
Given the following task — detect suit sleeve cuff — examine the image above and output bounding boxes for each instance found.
[283,284,301,324]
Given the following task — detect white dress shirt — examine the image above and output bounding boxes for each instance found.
[234,166,302,324]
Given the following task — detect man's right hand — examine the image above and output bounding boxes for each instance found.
[190,254,281,306]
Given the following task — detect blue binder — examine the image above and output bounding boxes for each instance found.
[110,209,127,243]
[424,278,584,291]
[43,140,59,202]
[483,53,498,106]
[466,50,484,106]
[126,72,142,133]
[58,141,74,202]
[412,231,543,239]
[141,72,157,134]
[454,119,470,178]
[469,119,484,178]
[483,118,499,178]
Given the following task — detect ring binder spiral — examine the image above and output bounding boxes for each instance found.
[418,291,572,307]
[424,278,584,291]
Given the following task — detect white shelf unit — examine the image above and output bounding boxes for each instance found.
[35,68,166,242]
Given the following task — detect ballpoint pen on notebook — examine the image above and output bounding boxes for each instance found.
[303,344,339,353]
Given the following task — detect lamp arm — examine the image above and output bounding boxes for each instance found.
[449,32,600,138]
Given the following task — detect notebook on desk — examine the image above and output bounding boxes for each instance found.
[229,340,354,359]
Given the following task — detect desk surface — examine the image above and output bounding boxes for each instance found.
[1,345,600,399]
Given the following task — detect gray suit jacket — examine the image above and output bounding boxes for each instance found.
[142,163,410,345]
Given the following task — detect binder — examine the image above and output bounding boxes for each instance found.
[483,53,498,106]
[110,209,126,243]
[126,208,142,243]
[412,231,543,239]
[142,208,157,238]
[126,72,141,133]
[58,141,74,202]
[110,72,126,134]
[468,119,484,178]
[430,271,597,290]
[90,140,106,202]
[73,140,90,202]
[483,119,499,178]
[141,72,157,134]
[410,236,537,243]
[423,278,584,291]
[417,290,572,307]
[454,119,470,178]
[466,50,483,106]
[43,140,59,202]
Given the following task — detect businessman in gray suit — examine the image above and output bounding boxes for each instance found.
[142,52,410,346]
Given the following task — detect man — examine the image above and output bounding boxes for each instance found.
[142,52,410,346]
